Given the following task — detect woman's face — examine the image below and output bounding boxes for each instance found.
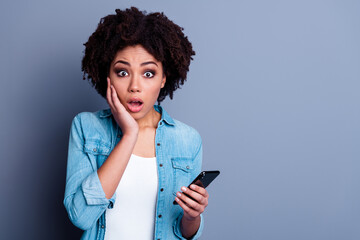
[108,44,166,120]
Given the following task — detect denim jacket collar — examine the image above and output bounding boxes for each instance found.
[99,105,175,126]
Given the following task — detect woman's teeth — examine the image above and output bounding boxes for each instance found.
[130,101,142,106]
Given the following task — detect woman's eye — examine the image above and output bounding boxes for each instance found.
[117,70,128,77]
[144,71,154,78]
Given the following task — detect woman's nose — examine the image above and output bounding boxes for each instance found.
[128,76,141,92]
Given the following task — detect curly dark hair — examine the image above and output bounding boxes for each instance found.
[81,7,195,104]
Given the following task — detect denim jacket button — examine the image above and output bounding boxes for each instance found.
[101,225,104,228]
[157,143,161,146]
[186,165,190,169]
[93,148,97,152]
[160,188,164,192]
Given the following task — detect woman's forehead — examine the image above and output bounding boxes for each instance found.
[110,45,163,71]
[113,45,159,64]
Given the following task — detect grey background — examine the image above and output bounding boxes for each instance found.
[1,0,359,239]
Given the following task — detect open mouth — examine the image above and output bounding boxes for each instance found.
[127,98,144,113]
[128,101,143,107]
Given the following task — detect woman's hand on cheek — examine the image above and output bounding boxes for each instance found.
[175,184,209,220]
[106,77,139,136]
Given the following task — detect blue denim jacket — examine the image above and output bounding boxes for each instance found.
[63,105,204,240]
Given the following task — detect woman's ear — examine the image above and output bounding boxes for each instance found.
[161,75,166,88]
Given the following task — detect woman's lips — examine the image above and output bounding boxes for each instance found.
[127,101,144,113]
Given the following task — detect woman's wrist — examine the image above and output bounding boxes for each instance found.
[180,214,200,238]
[122,130,139,140]
[183,213,200,222]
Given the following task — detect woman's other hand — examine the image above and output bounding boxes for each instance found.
[175,184,208,238]
[106,77,139,135]
[175,184,209,220]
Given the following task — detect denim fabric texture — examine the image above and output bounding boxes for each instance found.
[63,105,204,240]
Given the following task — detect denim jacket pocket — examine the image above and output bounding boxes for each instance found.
[84,140,111,169]
[171,157,194,195]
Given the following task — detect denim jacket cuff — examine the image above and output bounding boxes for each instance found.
[173,212,204,239]
[81,171,116,209]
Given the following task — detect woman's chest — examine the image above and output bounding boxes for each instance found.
[132,128,156,158]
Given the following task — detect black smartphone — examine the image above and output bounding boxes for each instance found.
[173,170,220,205]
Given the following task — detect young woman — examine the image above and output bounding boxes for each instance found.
[63,7,209,240]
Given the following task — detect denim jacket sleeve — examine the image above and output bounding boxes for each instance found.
[173,137,204,239]
[63,114,116,230]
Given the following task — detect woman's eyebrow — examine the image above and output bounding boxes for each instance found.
[141,61,158,67]
[114,60,130,66]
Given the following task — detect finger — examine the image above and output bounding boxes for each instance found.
[111,85,126,112]
[106,78,114,109]
[176,191,204,212]
[190,184,209,198]
[181,186,208,206]
[110,85,122,111]
[174,197,199,218]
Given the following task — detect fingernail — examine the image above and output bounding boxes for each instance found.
[181,187,187,192]
[176,192,181,197]
[190,184,196,190]
[175,197,179,202]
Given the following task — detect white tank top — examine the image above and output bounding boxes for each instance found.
[104,154,158,240]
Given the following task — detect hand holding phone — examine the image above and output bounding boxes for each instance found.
[173,170,220,205]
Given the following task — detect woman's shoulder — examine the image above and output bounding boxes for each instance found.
[157,105,202,144]
[74,108,112,121]
[173,118,201,136]
[169,118,202,148]
[70,108,114,141]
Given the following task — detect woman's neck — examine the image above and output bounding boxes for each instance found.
[136,108,161,129]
